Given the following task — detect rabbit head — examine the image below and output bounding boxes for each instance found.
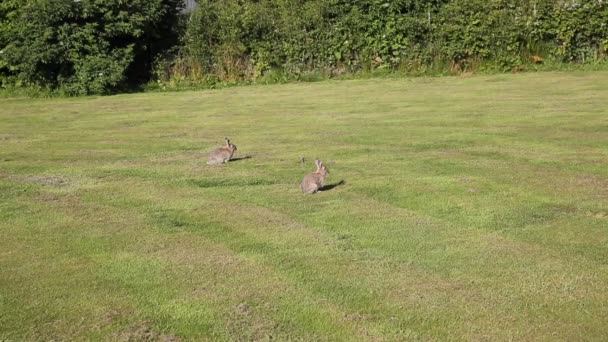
[315,159,329,176]
[225,137,237,153]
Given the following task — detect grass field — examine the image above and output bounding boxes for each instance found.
[1,72,607,341]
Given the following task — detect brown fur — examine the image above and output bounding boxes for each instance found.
[531,55,544,64]
[301,160,329,194]
[511,65,526,73]
[207,138,237,165]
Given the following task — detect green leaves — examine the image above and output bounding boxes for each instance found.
[2,0,607,94]
[1,0,183,95]
[549,0,608,62]
[179,0,607,82]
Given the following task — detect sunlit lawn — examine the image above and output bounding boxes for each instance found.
[1,72,607,340]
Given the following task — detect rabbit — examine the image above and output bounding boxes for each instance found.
[207,137,237,165]
[301,159,329,193]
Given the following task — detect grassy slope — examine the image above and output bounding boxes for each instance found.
[1,72,607,341]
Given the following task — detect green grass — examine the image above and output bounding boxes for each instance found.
[1,72,608,341]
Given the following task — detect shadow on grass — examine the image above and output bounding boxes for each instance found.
[320,180,346,192]
[229,155,253,162]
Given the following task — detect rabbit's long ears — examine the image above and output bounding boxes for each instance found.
[315,159,322,171]
[225,137,231,147]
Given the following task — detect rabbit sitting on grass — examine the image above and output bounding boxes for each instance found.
[207,138,237,165]
[301,159,329,194]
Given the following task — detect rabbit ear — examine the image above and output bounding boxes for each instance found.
[315,159,321,170]
[225,137,231,146]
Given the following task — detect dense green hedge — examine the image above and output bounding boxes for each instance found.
[166,0,607,84]
[2,0,607,94]
[0,0,183,95]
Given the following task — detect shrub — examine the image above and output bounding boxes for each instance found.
[174,0,607,84]
[0,0,183,95]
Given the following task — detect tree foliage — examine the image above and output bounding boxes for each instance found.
[2,0,607,94]
[176,0,608,82]
[0,0,183,95]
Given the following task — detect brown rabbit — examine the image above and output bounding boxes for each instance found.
[207,138,237,165]
[301,159,329,193]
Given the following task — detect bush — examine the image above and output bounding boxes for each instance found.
[171,0,607,85]
[547,0,608,62]
[0,0,183,95]
[3,0,607,94]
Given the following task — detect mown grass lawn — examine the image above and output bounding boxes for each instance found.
[1,72,607,341]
